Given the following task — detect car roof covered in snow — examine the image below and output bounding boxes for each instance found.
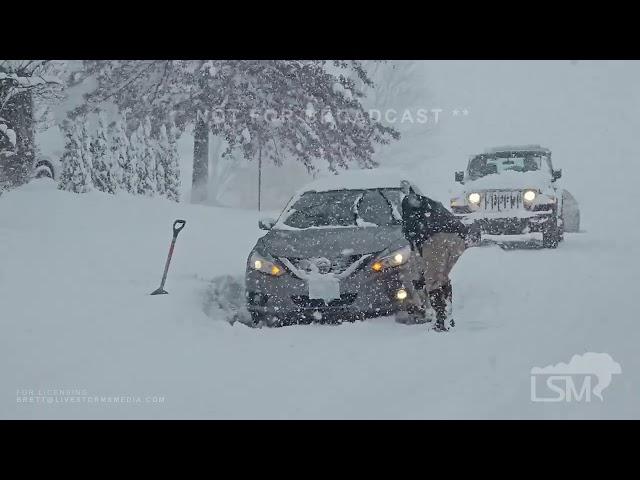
[298,168,415,194]
[482,145,551,155]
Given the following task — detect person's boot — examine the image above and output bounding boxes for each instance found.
[429,287,448,331]
[442,280,454,328]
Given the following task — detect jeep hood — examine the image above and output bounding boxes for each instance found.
[462,170,553,192]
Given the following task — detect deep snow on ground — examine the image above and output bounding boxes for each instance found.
[1,180,638,419]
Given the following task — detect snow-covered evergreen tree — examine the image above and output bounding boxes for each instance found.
[90,112,117,194]
[78,119,94,192]
[154,124,166,198]
[166,123,181,202]
[58,120,91,193]
[133,120,155,197]
[110,114,136,194]
[157,123,181,202]
[143,116,158,197]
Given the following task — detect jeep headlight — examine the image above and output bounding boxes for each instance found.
[371,245,411,272]
[249,251,284,276]
[523,190,537,202]
[468,192,481,204]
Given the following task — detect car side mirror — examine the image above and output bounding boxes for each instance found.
[552,169,562,181]
[258,217,276,230]
[455,171,464,183]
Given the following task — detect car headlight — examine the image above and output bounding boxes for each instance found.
[468,192,481,204]
[249,251,284,276]
[371,245,411,272]
[523,190,537,202]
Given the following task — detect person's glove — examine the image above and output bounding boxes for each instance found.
[463,230,479,248]
[463,234,473,249]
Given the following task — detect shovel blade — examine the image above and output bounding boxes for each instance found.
[150,288,169,295]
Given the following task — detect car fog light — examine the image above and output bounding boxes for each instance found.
[396,289,408,300]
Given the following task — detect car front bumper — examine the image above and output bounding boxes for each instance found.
[246,261,415,322]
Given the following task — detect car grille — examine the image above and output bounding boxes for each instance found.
[291,293,358,308]
[480,190,523,211]
[286,254,364,275]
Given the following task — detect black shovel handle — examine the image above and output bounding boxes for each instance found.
[173,219,186,237]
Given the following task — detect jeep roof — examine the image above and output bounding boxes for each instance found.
[482,145,551,156]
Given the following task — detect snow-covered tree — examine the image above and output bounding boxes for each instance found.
[152,124,165,198]
[166,123,181,202]
[132,121,155,197]
[157,123,181,202]
[78,119,94,192]
[58,120,91,193]
[1,60,67,188]
[143,116,158,197]
[79,60,400,203]
[109,114,136,194]
[90,112,118,194]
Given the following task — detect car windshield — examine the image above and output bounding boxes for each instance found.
[468,153,548,180]
[280,189,402,229]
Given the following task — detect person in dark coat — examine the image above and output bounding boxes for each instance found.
[399,181,469,331]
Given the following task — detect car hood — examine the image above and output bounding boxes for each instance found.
[257,225,405,258]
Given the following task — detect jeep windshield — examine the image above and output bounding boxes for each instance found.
[280,189,402,229]
[468,153,549,180]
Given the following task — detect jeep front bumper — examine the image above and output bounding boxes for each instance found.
[456,210,554,236]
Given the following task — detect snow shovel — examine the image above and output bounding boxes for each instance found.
[150,219,186,295]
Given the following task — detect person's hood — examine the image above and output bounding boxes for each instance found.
[256,225,406,258]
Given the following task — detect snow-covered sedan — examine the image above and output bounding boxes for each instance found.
[450,145,569,248]
[245,170,423,326]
